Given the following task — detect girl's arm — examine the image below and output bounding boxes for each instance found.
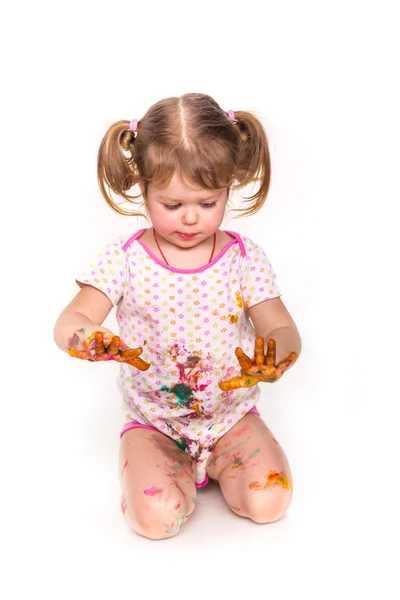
[54,284,114,353]
[247,297,302,365]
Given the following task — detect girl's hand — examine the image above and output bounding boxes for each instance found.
[218,337,297,391]
[68,329,150,371]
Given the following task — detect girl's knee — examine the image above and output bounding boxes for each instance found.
[244,486,292,524]
[122,485,194,540]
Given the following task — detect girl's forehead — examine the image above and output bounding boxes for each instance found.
[150,173,222,199]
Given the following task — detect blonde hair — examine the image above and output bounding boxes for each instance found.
[97,93,271,218]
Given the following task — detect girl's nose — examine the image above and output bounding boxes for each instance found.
[181,209,198,224]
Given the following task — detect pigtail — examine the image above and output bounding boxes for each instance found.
[97,120,143,216]
[232,111,271,217]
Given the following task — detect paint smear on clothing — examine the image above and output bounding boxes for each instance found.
[144,486,163,498]
[235,292,244,308]
[249,470,291,491]
[161,383,194,405]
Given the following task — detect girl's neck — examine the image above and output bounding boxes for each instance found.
[153,228,216,267]
[139,228,229,270]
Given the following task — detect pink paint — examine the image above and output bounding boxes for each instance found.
[144,486,163,497]
[233,426,249,438]
[174,501,181,510]
[121,460,128,476]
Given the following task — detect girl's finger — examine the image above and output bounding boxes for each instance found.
[265,339,276,367]
[94,331,106,356]
[124,357,151,371]
[254,336,265,366]
[276,352,298,373]
[235,347,253,370]
[218,376,243,391]
[68,348,92,360]
[120,347,143,359]
[106,336,120,355]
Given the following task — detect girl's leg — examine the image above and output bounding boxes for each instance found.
[119,428,197,540]
[206,414,293,523]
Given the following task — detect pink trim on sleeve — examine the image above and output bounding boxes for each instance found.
[122,229,147,252]
[224,231,246,257]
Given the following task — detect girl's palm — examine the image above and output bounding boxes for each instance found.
[219,337,297,391]
[68,330,150,371]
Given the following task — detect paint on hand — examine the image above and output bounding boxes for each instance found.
[249,470,292,491]
[121,460,128,477]
[68,328,85,349]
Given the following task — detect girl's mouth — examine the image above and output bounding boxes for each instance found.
[177,232,198,238]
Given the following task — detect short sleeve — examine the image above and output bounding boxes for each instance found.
[240,237,282,309]
[76,236,130,306]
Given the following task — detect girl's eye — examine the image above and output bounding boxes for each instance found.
[164,202,217,211]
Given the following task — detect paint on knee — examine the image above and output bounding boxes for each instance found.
[164,505,186,534]
[121,460,129,478]
[143,486,164,499]
[249,470,292,491]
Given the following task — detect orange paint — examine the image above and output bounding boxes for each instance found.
[219,337,298,391]
[235,292,244,308]
[249,470,291,491]
[68,330,150,370]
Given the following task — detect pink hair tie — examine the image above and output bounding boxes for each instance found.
[227,110,236,122]
[129,118,138,133]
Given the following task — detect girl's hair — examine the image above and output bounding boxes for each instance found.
[97,93,271,218]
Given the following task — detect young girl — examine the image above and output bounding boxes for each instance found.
[54,93,301,540]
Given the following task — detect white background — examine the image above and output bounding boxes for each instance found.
[1,1,398,598]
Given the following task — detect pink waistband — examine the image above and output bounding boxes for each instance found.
[120,405,260,438]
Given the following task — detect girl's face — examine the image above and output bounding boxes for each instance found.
[142,172,228,247]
